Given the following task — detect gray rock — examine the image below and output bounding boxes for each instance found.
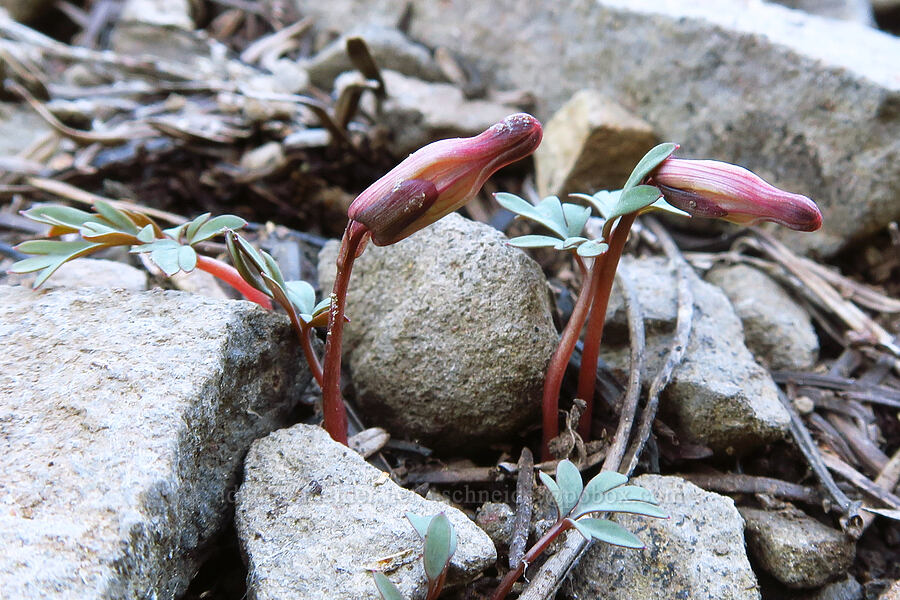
[307,25,444,89]
[0,285,310,599]
[10,258,149,292]
[475,502,515,548]
[565,475,761,600]
[535,89,658,199]
[740,507,856,588]
[602,256,790,454]
[235,424,496,600]
[119,0,194,29]
[706,264,819,371]
[291,0,900,256]
[803,575,863,600]
[0,0,54,22]
[769,0,874,25]
[336,70,519,156]
[319,213,557,450]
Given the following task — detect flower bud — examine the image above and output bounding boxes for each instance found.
[649,158,822,232]
[349,113,543,245]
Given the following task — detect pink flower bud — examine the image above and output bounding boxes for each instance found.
[348,113,543,245]
[649,158,822,232]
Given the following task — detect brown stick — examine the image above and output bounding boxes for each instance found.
[509,447,535,570]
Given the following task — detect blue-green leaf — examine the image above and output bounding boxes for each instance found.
[137,224,156,243]
[189,214,247,244]
[534,196,569,237]
[538,470,563,518]
[645,197,691,217]
[609,185,662,221]
[560,236,588,250]
[494,192,567,238]
[581,471,629,499]
[562,203,591,238]
[508,235,565,249]
[93,200,139,234]
[261,251,285,288]
[9,240,104,287]
[163,223,188,241]
[79,221,140,245]
[184,213,211,243]
[572,191,618,220]
[555,460,583,516]
[21,205,95,230]
[423,513,454,581]
[177,245,197,272]
[569,517,645,549]
[372,572,405,600]
[621,142,677,193]
[406,513,432,541]
[576,501,668,519]
[285,280,316,314]
[576,240,609,257]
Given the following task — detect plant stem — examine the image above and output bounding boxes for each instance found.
[195,254,273,309]
[575,213,636,441]
[491,518,574,600]
[541,263,598,462]
[322,220,368,445]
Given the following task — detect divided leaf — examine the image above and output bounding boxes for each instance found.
[372,572,405,600]
[189,214,247,244]
[569,517,645,549]
[562,203,592,238]
[576,240,608,257]
[285,280,317,315]
[423,513,456,582]
[93,200,139,234]
[494,192,568,238]
[538,470,563,518]
[10,240,104,287]
[555,459,584,516]
[621,142,677,193]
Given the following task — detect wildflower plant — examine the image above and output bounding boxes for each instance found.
[498,143,823,460]
[490,460,666,599]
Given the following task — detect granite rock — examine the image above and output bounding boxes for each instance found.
[291,0,900,255]
[535,89,658,199]
[0,285,310,599]
[741,507,856,588]
[565,475,761,600]
[235,424,496,600]
[319,214,557,450]
[602,256,790,453]
[706,264,818,371]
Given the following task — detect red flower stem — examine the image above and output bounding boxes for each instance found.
[575,213,637,440]
[541,261,598,462]
[195,254,273,309]
[491,518,574,600]
[322,220,368,445]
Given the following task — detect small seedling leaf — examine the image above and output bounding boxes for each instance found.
[406,513,433,541]
[9,241,104,287]
[146,240,184,276]
[163,223,188,241]
[538,470,564,517]
[572,191,618,221]
[576,501,668,519]
[93,200,139,234]
[177,245,197,272]
[508,235,565,249]
[569,517,644,549]
[184,213,212,243]
[609,185,662,220]
[372,572,405,600]
[576,240,609,257]
[136,224,156,243]
[645,197,691,217]
[494,192,567,238]
[189,214,247,244]
[79,221,140,245]
[555,460,583,516]
[534,196,569,236]
[285,280,316,314]
[423,513,454,582]
[21,205,94,230]
[560,236,588,250]
[621,142,677,193]
[562,203,592,238]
